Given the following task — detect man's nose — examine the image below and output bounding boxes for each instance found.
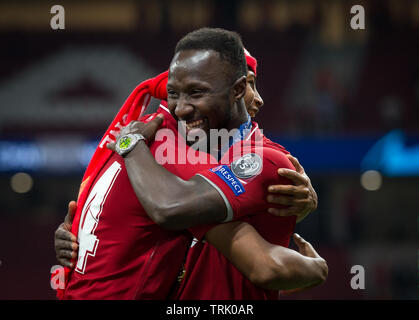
[254,90,264,108]
[174,95,194,120]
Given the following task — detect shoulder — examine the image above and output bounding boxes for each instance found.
[261,145,293,169]
[245,122,291,166]
[263,136,290,155]
[258,132,293,170]
[241,143,294,173]
[224,146,293,188]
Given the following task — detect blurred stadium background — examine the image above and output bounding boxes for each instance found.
[0,0,418,299]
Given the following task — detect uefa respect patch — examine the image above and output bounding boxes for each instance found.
[210,165,245,196]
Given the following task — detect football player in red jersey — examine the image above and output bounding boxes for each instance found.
[242,49,317,224]
[109,28,327,297]
[170,48,321,299]
[55,28,324,300]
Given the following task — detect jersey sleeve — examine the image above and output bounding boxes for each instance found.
[188,147,295,240]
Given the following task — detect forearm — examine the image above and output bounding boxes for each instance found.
[124,142,226,229]
[263,246,327,290]
[205,222,326,291]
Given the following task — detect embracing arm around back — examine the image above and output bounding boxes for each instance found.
[107,118,328,291]
[124,141,227,230]
[205,222,328,290]
[108,117,228,230]
[53,201,328,291]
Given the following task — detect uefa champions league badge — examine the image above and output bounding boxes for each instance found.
[231,153,262,179]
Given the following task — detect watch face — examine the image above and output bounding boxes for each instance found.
[118,135,133,152]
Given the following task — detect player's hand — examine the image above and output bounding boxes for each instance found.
[281,233,328,296]
[267,155,318,223]
[54,201,78,268]
[293,233,321,259]
[107,114,164,152]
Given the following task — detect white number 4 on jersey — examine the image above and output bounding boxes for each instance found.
[75,162,121,274]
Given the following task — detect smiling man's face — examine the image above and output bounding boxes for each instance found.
[167,49,236,143]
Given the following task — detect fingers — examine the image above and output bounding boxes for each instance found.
[267,194,310,206]
[107,141,116,152]
[107,114,164,151]
[277,168,309,186]
[54,226,79,268]
[267,189,314,223]
[286,154,304,174]
[55,225,77,243]
[154,113,165,125]
[293,233,305,245]
[57,257,73,269]
[142,114,164,140]
[56,248,77,260]
[129,121,145,132]
[56,249,77,268]
[55,227,78,268]
[64,201,77,227]
[292,233,319,258]
[268,184,310,198]
[55,237,78,251]
[292,233,307,253]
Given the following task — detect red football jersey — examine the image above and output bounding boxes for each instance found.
[63,104,212,299]
[64,102,295,300]
[172,125,297,300]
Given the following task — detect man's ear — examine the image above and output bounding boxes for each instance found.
[232,76,247,101]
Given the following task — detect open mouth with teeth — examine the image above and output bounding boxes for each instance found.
[185,118,208,135]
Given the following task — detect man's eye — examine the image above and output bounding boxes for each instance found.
[168,90,178,97]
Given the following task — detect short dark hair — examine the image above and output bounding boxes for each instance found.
[174,27,248,81]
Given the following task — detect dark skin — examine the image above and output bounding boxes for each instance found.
[106,50,249,229]
[106,120,327,290]
[55,201,78,266]
[54,72,318,268]
[111,115,227,230]
[55,49,325,291]
[105,49,327,289]
[167,50,249,151]
[244,70,318,222]
[55,201,327,290]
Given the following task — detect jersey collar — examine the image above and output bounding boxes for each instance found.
[219,114,258,159]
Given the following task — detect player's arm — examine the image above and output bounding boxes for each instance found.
[53,112,173,268]
[107,116,228,230]
[205,222,328,290]
[267,155,318,223]
[126,143,227,229]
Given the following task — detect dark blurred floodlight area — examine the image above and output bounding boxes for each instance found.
[0,0,418,299]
